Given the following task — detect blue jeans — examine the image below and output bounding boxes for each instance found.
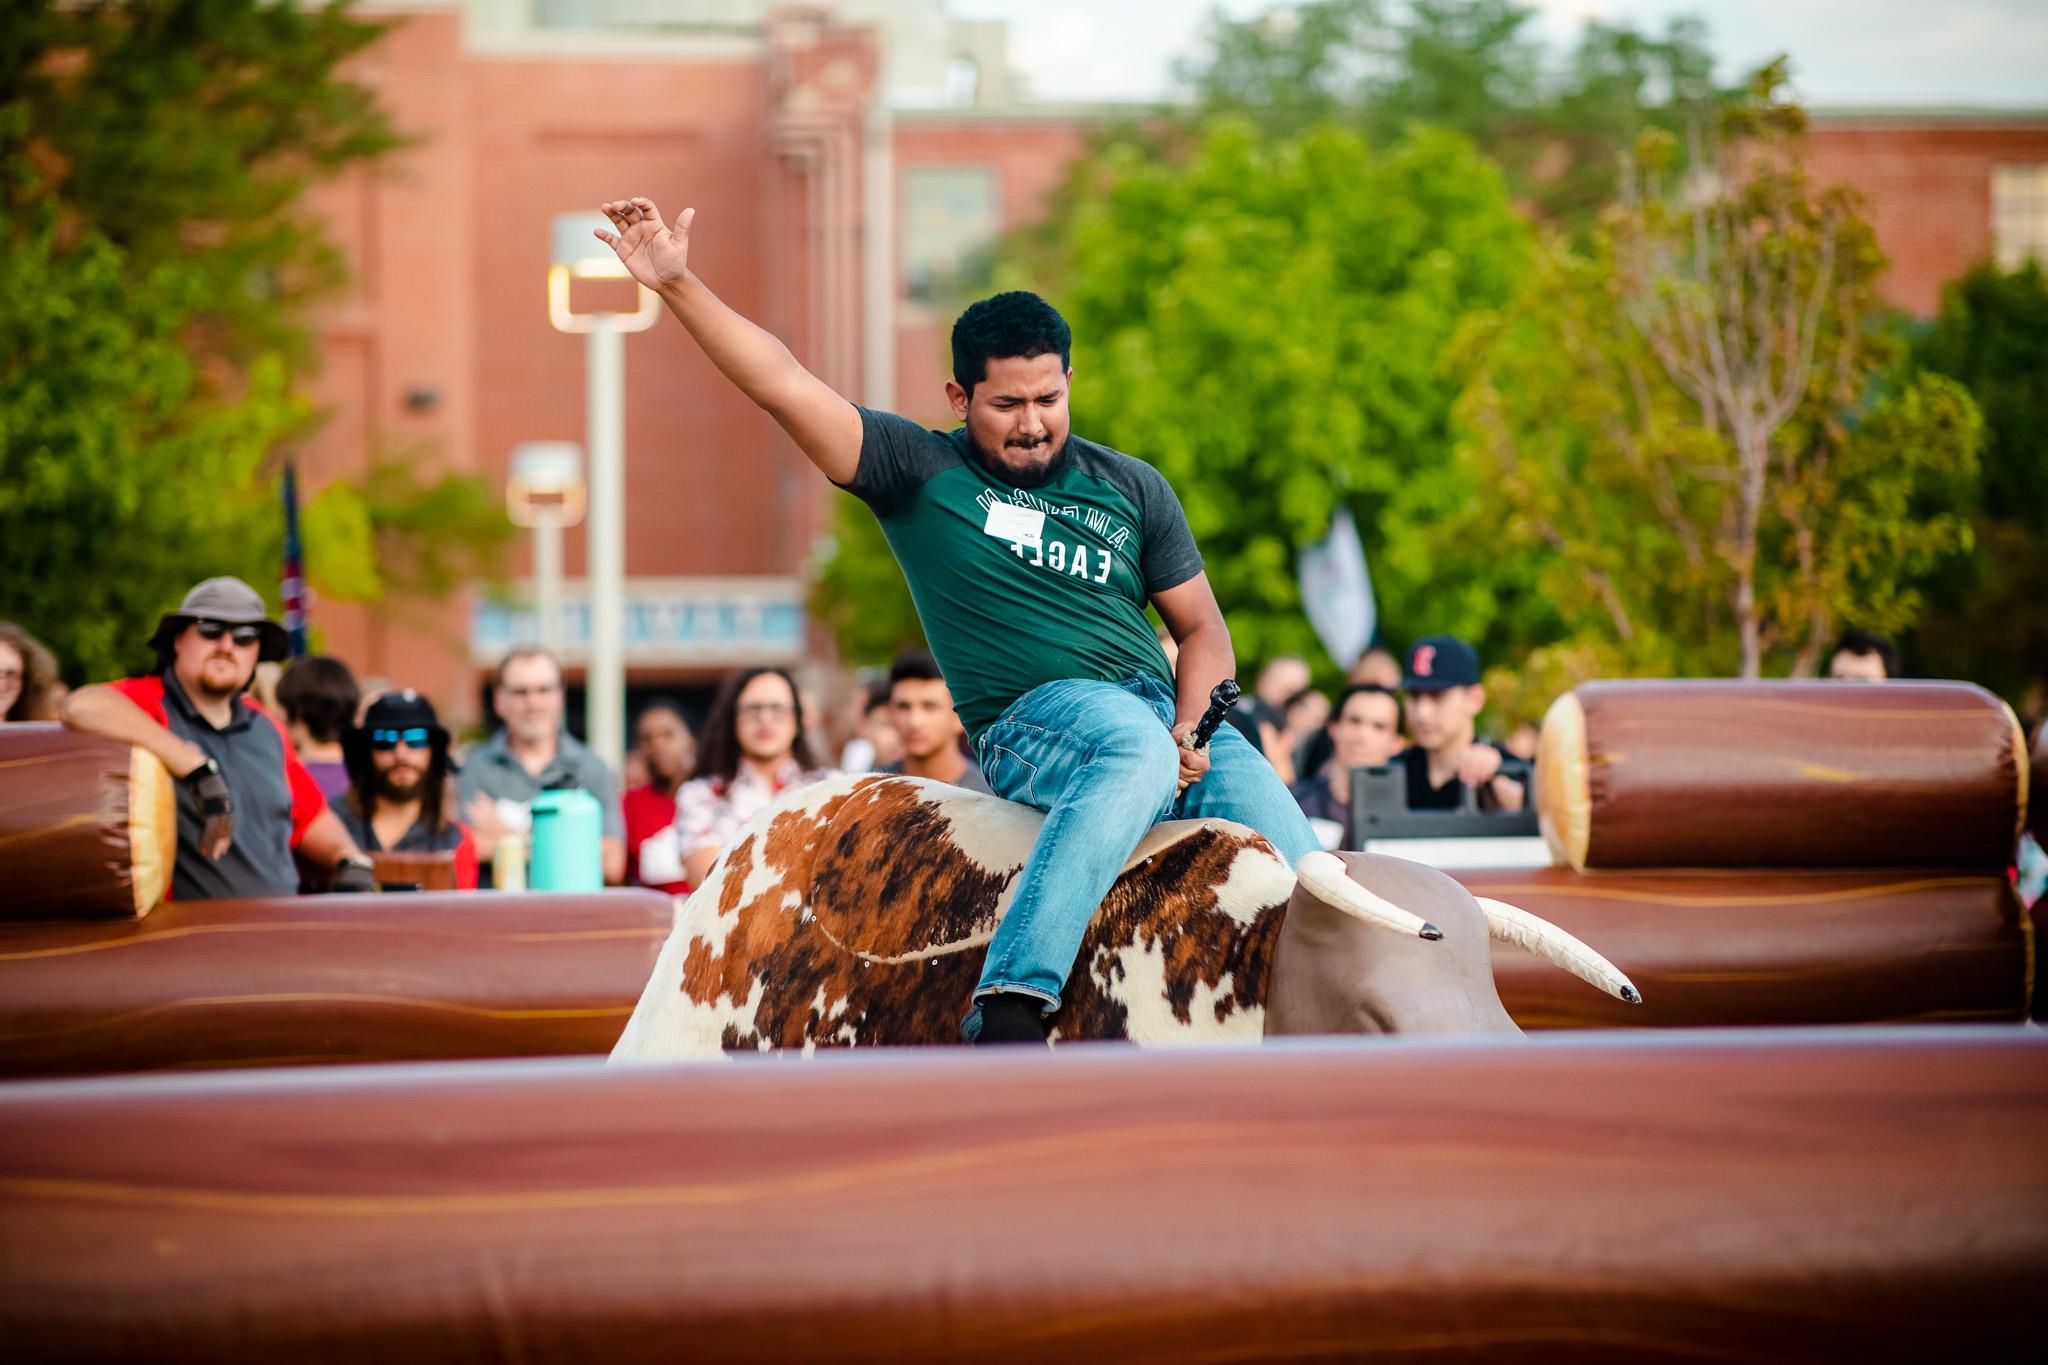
[970,674,1319,1014]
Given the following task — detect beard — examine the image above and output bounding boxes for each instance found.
[191,655,252,700]
[968,430,1073,490]
[372,763,428,803]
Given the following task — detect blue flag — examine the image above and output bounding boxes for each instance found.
[281,462,308,659]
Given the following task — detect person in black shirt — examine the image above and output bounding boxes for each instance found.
[1290,683,1405,828]
[1394,636,1528,813]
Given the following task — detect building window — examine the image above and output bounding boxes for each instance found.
[902,165,998,305]
[1991,163,2048,270]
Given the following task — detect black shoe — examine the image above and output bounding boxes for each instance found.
[964,994,1050,1045]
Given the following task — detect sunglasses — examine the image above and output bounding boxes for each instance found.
[369,727,433,750]
[194,620,263,647]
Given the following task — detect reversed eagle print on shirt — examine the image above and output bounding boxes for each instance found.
[976,486,1134,586]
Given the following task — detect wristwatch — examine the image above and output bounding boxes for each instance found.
[329,851,381,895]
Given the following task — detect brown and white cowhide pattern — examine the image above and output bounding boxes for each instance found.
[609,774,1297,1059]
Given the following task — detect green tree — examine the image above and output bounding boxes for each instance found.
[2,0,400,365]
[1062,120,1537,668]
[809,491,925,668]
[1909,260,2048,709]
[1,2,505,682]
[0,185,310,681]
[1454,70,1980,680]
[1190,0,1540,147]
[1186,0,1724,232]
[812,121,1538,676]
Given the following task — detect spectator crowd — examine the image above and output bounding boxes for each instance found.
[2,579,2039,909]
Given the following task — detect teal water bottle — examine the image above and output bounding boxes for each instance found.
[529,789,603,891]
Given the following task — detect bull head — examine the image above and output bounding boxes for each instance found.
[1268,851,1640,1037]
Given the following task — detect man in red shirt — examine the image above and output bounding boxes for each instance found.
[61,578,376,899]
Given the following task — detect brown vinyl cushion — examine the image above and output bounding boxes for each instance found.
[1538,680,2028,870]
[1,1032,2042,1361]
[1460,866,2030,1030]
[2032,718,2047,843]
[369,850,459,892]
[0,890,673,1077]
[0,723,175,920]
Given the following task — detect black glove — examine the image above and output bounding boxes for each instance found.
[180,757,235,859]
[330,855,379,895]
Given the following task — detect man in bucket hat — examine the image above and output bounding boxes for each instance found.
[62,577,378,899]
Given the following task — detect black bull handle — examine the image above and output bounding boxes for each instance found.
[1185,679,1241,751]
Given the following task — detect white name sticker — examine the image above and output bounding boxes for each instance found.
[983,501,1046,550]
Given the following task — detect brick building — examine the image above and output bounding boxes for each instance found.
[302,4,2046,748]
[1808,109,2048,316]
[304,1,1101,743]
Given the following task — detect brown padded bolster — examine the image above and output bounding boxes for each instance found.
[0,890,672,1077]
[1,1032,2042,1362]
[2031,719,2047,843]
[1459,866,2030,1030]
[1538,680,2027,870]
[0,723,175,921]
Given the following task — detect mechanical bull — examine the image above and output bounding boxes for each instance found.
[610,774,1637,1059]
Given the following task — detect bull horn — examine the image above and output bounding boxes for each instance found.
[1295,852,1443,941]
[1476,897,1641,1005]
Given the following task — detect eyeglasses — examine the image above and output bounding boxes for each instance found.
[194,620,262,647]
[737,702,795,721]
[0,669,20,685]
[500,684,560,700]
[369,727,432,750]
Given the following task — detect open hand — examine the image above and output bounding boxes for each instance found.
[595,197,692,291]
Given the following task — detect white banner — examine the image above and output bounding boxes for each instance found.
[1297,507,1376,669]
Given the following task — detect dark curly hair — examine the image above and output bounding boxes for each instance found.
[1830,628,1900,679]
[276,656,360,745]
[694,668,816,787]
[0,621,59,721]
[951,291,1071,395]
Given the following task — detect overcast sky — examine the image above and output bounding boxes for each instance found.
[948,0,2048,108]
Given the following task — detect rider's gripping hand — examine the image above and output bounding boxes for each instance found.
[595,198,692,292]
[1170,719,1211,797]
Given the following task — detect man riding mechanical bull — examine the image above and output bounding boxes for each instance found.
[594,196,1634,1049]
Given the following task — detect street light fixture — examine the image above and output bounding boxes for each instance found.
[506,441,586,655]
[547,211,659,774]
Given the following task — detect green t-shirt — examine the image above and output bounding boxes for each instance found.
[842,407,1204,742]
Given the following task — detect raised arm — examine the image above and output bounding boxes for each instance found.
[596,198,862,485]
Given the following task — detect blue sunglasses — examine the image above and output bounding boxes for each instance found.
[368,727,432,750]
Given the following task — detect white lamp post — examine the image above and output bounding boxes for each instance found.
[547,213,659,772]
[506,441,586,654]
